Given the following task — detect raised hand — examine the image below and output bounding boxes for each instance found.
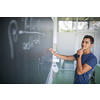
[77,48,84,57]
[49,48,55,55]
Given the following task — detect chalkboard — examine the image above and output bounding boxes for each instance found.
[0,17,53,84]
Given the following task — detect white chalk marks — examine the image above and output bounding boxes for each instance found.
[8,20,18,59]
[8,17,50,59]
[23,35,40,50]
[38,50,50,76]
[19,30,41,35]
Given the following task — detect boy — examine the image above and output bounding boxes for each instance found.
[49,35,97,84]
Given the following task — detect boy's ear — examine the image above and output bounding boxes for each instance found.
[91,44,93,47]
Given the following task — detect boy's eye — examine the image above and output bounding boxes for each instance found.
[86,42,88,44]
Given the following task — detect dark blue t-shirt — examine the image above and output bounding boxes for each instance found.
[73,53,97,84]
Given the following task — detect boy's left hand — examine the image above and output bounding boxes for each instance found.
[77,48,84,56]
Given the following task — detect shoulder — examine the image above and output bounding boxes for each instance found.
[86,53,97,68]
[89,53,97,61]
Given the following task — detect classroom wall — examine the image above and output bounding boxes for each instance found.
[53,17,76,55]
[94,30,100,64]
[57,32,76,55]
[52,17,57,44]
[53,17,76,70]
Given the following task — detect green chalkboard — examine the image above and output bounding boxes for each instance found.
[0,17,53,84]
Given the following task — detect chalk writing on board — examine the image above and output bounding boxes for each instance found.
[21,17,40,31]
[8,20,18,59]
[23,35,40,50]
[38,49,50,76]
[19,30,41,35]
[8,17,48,59]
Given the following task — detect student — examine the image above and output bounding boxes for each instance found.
[49,35,97,84]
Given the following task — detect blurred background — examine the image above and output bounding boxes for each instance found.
[52,17,100,84]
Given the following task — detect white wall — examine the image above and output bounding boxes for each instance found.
[57,32,76,55]
[54,17,76,55]
[94,30,100,64]
[53,17,57,44]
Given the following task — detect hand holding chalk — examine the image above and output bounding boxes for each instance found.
[49,48,55,55]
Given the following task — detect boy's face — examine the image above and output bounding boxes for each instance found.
[81,38,93,50]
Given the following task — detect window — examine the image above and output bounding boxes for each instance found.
[57,17,100,32]
[89,17,100,30]
[57,17,76,32]
[78,17,100,30]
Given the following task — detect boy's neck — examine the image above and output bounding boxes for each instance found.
[83,49,91,55]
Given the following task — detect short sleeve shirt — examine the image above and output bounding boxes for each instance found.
[73,53,97,84]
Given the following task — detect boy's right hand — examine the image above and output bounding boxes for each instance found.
[49,48,55,55]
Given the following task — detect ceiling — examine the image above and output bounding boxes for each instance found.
[58,17,100,21]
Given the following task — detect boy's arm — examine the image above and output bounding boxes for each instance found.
[76,48,92,75]
[49,48,76,61]
[77,55,92,75]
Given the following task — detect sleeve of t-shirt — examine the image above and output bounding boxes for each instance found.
[85,57,97,69]
[73,53,77,59]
